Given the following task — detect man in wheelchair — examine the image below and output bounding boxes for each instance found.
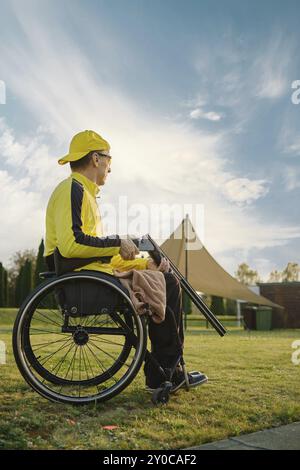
[44,130,207,396]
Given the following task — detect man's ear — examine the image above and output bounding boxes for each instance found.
[92,152,99,166]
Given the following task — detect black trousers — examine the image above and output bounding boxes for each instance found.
[88,269,184,387]
[144,271,185,387]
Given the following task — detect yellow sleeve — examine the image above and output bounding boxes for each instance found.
[110,254,149,272]
[53,179,121,259]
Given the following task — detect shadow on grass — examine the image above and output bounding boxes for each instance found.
[0,380,155,449]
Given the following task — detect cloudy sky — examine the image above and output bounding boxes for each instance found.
[0,0,299,280]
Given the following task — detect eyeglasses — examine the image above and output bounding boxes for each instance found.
[95,151,112,159]
[95,152,111,172]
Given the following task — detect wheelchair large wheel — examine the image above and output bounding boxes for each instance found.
[13,272,147,405]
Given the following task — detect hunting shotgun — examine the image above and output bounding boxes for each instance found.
[133,234,227,337]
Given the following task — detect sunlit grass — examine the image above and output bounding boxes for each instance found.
[0,309,299,449]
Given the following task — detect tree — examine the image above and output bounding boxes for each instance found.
[0,263,9,307]
[210,296,225,315]
[268,270,282,282]
[6,272,15,307]
[15,265,23,307]
[21,259,33,300]
[14,258,33,307]
[281,262,299,282]
[8,249,36,307]
[0,263,4,307]
[9,249,36,279]
[34,239,48,287]
[235,262,260,285]
[3,268,8,307]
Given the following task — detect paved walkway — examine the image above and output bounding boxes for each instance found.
[186,422,300,450]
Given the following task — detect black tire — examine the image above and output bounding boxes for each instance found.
[13,272,147,405]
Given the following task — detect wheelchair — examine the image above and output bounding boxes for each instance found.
[13,247,188,406]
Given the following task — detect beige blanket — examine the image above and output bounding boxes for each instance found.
[113,269,166,324]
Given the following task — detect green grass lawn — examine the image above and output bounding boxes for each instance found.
[0,309,299,450]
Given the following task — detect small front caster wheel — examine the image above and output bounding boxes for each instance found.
[151,381,172,405]
[151,387,170,405]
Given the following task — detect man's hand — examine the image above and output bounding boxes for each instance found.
[120,237,139,260]
[147,256,170,273]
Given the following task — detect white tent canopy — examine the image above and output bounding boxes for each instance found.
[160,216,282,309]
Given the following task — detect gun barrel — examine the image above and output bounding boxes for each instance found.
[146,234,227,337]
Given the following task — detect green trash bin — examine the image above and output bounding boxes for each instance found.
[256,307,273,330]
[242,305,257,330]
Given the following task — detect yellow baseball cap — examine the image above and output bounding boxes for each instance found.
[58,130,111,165]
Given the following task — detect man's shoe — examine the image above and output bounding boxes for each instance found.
[145,371,208,393]
[170,370,208,393]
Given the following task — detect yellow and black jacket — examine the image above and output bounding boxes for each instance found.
[44,171,148,275]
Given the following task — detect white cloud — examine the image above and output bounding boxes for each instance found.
[0,118,69,268]
[0,5,299,272]
[190,108,222,121]
[283,136,300,157]
[0,169,45,267]
[216,253,285,282]
[207,205,300,256]
[189,109,202,119]
[284,166,300,191]
[0,118,29,165]
[287,141,300,156]
[278,118,300,157]
[181,94,207,109]
[204,111,222,121]
[223,177,269,205]
[253,258,278,280]
[254,34,293,100]
[190,31,295,139]
[0,118,64,193]
[256,77,286,100]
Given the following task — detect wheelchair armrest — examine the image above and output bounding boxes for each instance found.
[39,271,56,279]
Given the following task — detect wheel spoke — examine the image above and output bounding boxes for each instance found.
[90,336,125,348]
[39,337,74,366]
[18,276,144,402]
[32,337,73,352]
[88,338,127,367]
[78,346,82,395]
[37,299,63,321]
[29,327,68,336]
[49,341,75,376]
[82,345,96,379]
[34,309,62,327]
[65,345,78,382]
[85,343,117,384]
